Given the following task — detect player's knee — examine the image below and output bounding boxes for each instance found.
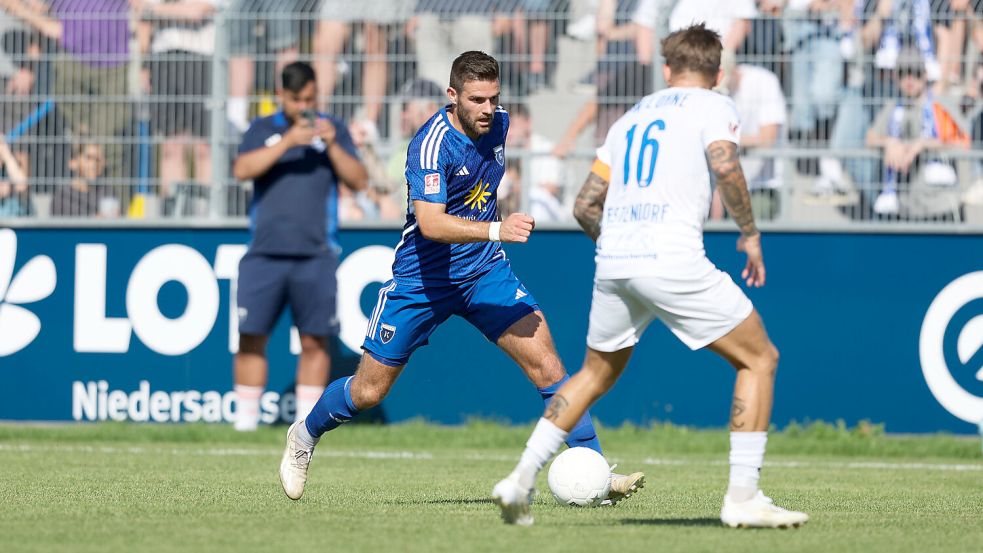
[238,334,267,356]
[755,344,780,377]
[298,334,327,355]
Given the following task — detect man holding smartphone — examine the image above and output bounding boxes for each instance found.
[231,62,368,431]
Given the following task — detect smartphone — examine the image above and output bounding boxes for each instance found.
[300,109,317,125]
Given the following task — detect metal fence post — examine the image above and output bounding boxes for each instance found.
[209,9,230,219]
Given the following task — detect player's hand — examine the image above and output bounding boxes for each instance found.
[285,120,317,148]
[500,213,535,243]
[737,233,765,288]
[315,118,336,147]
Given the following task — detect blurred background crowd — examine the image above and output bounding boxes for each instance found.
[0,0,981,223]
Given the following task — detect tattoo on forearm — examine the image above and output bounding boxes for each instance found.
[707,142,759,238]
[730,396,747,430]
[573,172,609,241]
[544,394,570,422]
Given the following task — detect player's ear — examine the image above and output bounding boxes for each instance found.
[714,67,724,89]
[662,64,672,85]
[446,86,457,106]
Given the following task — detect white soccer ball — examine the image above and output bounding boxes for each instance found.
[547,447,611,507]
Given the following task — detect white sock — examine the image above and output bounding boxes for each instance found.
[512,418,569,490]
[294,384,324,422]
[233,384,263,432]
[728,431,767,502]
[227,97,249,132]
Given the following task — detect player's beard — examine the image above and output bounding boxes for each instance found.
[458,108,492,138]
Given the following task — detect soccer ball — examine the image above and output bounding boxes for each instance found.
[547,447,611,507]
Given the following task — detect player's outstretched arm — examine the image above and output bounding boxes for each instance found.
[414,200,535,244]
[572,167,609,241]
[706,140,766,287]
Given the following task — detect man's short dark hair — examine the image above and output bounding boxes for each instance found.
[661,24,722,82]
[449,51,499,93]
[282,61,316,93]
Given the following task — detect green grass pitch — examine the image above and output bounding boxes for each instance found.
[1,421,981,553]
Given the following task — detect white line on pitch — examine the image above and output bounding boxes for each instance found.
[0,443,980,472]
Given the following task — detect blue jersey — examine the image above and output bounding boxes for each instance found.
[238,111,359,257]
[392,105,509,284]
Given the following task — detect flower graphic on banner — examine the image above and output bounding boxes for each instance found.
[0,229,56,356]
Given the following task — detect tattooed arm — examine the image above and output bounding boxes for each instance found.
[573,168,610,241]
[706,140,766,287]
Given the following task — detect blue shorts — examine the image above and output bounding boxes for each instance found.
[362,260,540,366]
[237,251,339,337]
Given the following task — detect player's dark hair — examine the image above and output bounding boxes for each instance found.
[661,24,722,83]
[281,61,316,93]
[449,51,499,93]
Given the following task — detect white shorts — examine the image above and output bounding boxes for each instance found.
[586,258,754,352]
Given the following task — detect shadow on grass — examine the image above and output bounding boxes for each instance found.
[620,517,722,527]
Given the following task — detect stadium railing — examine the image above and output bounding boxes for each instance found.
[0,0,980,230]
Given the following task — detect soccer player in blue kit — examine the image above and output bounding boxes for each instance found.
[279,51,644,504]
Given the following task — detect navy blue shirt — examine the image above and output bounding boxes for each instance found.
[238,111,359,256]
[392,105,509,285]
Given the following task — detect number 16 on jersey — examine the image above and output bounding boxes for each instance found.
[623,119,665,188]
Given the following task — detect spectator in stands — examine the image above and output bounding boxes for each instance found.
[0,136,30,216]
[502,102,566,221]
[2,0,134,180]
[711,63,787,220]
[932,0,982,94]
[346,118,403,221]
[783,0,844,149]
[386,78,445,188]
[139,0,218,207]
[226,0,311,133]
[313,0,414,132]
[553,0,645,158]
[53,140,119,217]
[866,48,970,219]
[0,14,36,96]
[411,0,500,88]
[493,0,567,94]
[3,0,131,133]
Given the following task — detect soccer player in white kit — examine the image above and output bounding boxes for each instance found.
[492,24,809,529]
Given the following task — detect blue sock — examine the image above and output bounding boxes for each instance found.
[538,375,602,454]
[304,376,359,439]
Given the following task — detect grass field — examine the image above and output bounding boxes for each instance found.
[1,421,981,553]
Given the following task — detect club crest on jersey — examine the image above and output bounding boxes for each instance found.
[380,323,396,344]
[494,145,504,166]
[424,173,441,195]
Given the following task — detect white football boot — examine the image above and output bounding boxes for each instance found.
[602,470,646,506]
[720,490,809,528]
[279,421,314,500]
[491,473,534,526]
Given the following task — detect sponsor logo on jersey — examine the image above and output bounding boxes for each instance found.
[456,166,470,176]
[424,173,441,195]
[515,288,527,300]
[494,145,505,166]
[380,323,396,344]
[464,181,492,211]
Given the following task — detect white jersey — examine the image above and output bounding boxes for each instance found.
[594,87,741,279]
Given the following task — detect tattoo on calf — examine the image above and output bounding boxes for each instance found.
[730,396,747,430]
[544,394,570,422]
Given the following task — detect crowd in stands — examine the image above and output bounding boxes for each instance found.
[0,0,981,222]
